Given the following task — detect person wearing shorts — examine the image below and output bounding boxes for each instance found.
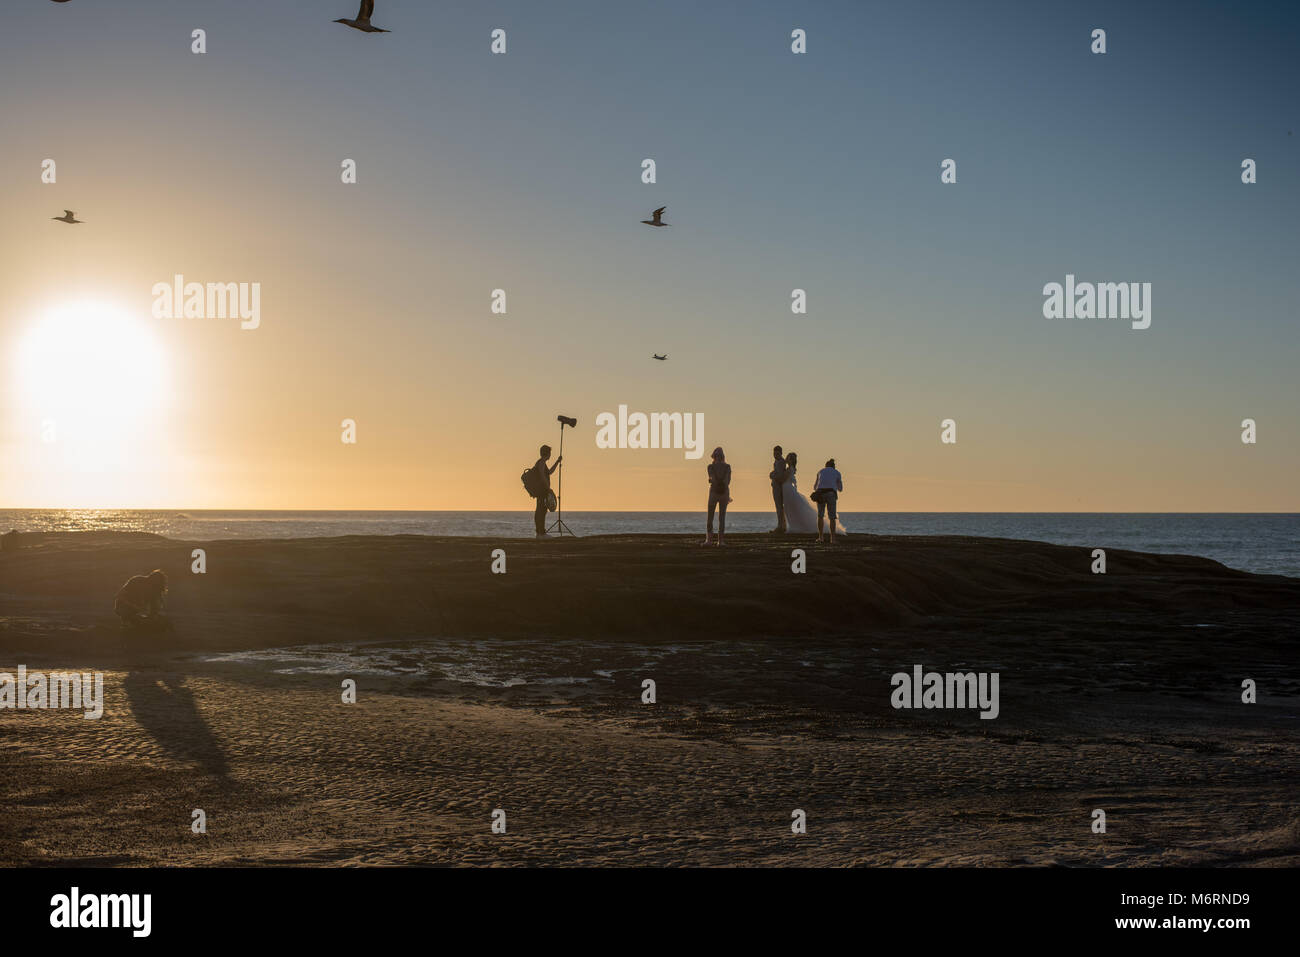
[813,458,843,544]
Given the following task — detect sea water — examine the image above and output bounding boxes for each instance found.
[2,509,1297,577]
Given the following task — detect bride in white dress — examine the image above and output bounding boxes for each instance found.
[781,453,847,535]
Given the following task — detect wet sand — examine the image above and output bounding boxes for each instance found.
[1,532,1297,866]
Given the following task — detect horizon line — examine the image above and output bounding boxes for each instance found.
[3,507,1298,516]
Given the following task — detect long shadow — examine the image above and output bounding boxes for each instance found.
[123,669,230,780]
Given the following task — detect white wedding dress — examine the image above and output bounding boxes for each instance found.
[782,471,847,535]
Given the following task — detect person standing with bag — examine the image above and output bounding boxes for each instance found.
[813,458,844,544]
[530,444,561,537]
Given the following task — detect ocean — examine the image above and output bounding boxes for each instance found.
[1,509,1297,578]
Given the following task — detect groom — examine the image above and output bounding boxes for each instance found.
[769,445,788,533]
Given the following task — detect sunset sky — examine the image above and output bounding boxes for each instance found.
[2,0,1297,511]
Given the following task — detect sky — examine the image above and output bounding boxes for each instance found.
[1,0,1297,511]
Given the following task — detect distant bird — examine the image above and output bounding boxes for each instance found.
[651,354,668,361]
[641,206,669,227]
[335,0,389,33]
[52,209,82,224]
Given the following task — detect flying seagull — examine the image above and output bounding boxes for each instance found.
[335,0,389,33]
[651,354,668,361]
[52,210,82,224]
[641,206,669,227]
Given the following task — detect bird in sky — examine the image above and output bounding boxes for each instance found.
[335,0,389,33]
[651,354,668,361]
[641,206,669,227]
[52,210,82,224]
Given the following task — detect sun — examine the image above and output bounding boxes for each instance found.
[13,301,169,446]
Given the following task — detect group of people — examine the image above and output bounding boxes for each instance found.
[524,441,845,544]
[705,445,845,546]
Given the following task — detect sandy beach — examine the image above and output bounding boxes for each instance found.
[1,532,1297,866]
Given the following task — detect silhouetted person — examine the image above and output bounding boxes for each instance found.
[814,458,844,545]
[704,446,731,546]
[115,569,168,627]
[769,445,788,533]
[532,445,561,537]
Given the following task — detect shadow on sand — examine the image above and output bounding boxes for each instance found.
[123,669,230,779]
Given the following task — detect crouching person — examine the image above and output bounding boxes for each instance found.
[115,569,168,628]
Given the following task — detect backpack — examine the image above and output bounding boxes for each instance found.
[521,465,544,499]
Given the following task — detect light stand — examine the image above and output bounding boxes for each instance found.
[547,415,577,536]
